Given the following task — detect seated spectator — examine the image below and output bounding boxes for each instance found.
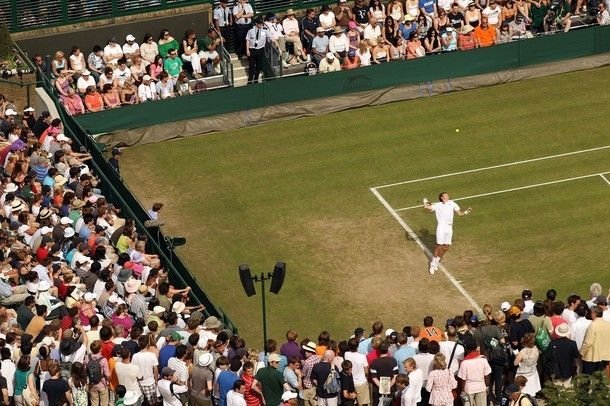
[140,33,160,64]
[282,9,308,62]
[441,26,458,51]
[318,4,336,35]
[342,49,360,69]
[129,54,149,83]
[98,67,116,90]
[357,40,372,66]
[318,52,341,73]
[175,72,193,96]
[474,16,496,47]
[435,8,450,32]
[399,15,418,40]
[156,71,175,99]
[199,28,222,76]
[483,0,503,28]
[123,34,140,61]
[51,51,67,78]
[311,27,329,65]
[113,58,132,87]
[101,84,121,109]
[406,31,426,58]
[158,28,180,59]
[119,78,139,105]
[163,49,183,81]
[448,3,466,29]
[181,29,204,78]
[335,0,354,30]
[496,21,512,43]
[364,17,382,41]
[69,46,87,76]
[503,0,517,23]
[138,75,158,102]
[329,26,349,60]
[301,8,320,53]
[55,68,74,101]
[458,24,477,50]
[347,21,361,53]
[103,37,124,68]
[530,0,548,33]
[416,14,431,39]
[509,14,530,39]
[76,70,96,96]
[425,27,442,53]
[62,88,85,116]
[265,14,290,68]
[370,38,391,63]
[148,54,164,81]
[87,45,105,81]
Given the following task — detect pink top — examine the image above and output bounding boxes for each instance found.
[150,63,163,80]
[111,314,134,337]
[426,368,457,405]
[457,355,491,395]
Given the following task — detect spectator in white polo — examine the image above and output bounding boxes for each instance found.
[103,37,124,67]
[329,27,349,59]
[227,379,247,406]
[123,34,140,61]
[363,17,382,41]
[138,75,158,102]
[482,0,502,28]
[76,70,96,96]
[159,366,188,406]
[318,53,341,73]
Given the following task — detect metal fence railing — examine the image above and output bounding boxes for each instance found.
[13,41,239,333]
[5,0,334,32]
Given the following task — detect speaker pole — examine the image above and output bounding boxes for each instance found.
[260,271,268,357]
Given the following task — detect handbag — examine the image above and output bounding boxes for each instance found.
[22,383,36,406]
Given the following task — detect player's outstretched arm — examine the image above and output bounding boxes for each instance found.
[457,207,472,217]
[422,198,434,211]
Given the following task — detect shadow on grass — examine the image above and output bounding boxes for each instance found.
[404,228,436,251]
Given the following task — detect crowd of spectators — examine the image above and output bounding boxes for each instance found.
[33,28,223,115]
[0,96,610,405]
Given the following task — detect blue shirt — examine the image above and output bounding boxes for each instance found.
[394,345,417,374]
[218,370,239,406]
[358,338,372,355]
[399,22,418,40]
[419,0,435,14]
[159,345,176,370]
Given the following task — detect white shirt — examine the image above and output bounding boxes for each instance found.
[115,362,143,396]
[523,299,535,314]
[77,76,96,93]
[412,353,434,383]
[214,6,232,27]
[431,200,460,226]
[482,6,502,25]
[113,67,132,86]
[233,2,254,24]
[103,44,123,64]
[132,351,159,386]
[329,34,349,53]
[265,22,285,41]
[571,317,592,350]
[604,309,610,322]
[363,24,382,41]
[405,369,423,404]
[599,9,610,25]
[122,42,140,55]
[319,12,336,29]
[168,357,189,384]
[344,351,369,385]
[227,390,247,406]
[562,308,578,329]
[246,26,269,49]
[0,360,15,396]
[159,378,188,406]
[138,83,158,102]
[439,340,464,375]
[437,0,453,11]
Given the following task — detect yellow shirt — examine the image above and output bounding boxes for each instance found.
[580,318,610,362]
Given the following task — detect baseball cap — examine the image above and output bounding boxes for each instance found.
[161,367,175,377]
[594,295,608,305]
[170,331,182,341]
[282,392,298,402]
[268,353,281,363]
[500,301,511,312]
[326,52,335,60]
[4,109,17,116]
[126,34,136,42]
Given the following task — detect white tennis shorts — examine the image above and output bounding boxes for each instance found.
[436,224,453,245]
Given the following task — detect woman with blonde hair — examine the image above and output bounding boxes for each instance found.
[514,333,540,396]
[357,39,372,66]
[426,353,457,405]
[51,51,68,78]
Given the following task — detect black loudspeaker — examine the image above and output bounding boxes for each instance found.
[269,262,286,294]
[239,264,256,297]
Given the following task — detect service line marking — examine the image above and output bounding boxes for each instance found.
[395,172,610,212]
[373,145,610,190]
[370,187,482,312]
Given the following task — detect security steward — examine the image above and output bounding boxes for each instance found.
[233,0,254,59]
[246,17,269,84]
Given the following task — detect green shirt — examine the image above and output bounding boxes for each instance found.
[158,39,179,58]
[255,367,285,406]
[198,36,215,53]
[163,57,183,77]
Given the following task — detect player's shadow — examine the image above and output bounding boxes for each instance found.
[405,229,436,251]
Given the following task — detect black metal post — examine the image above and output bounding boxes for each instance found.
[260,272,268,356]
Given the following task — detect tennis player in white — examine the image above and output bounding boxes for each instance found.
[423,192,471,274]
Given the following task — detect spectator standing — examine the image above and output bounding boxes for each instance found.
[87,340,111,406]
[403,358,423,405]
[246,18,269,84]
[228,379,247,406]
[344,338,369,406]
[158,367,188,406]
[339,359,357,406]
[311,350,340,406]
[115,347,143,403]
[369,342,398,406]
[43,363,73,406]
[457,340,491,406]
[580,306,610,374]
[108,148,121,174]
[426,353,457,406]
[233,0,254,59]
[549,323,579,388]
[191,353,215,406]
[256,353,287,406]
[513,333,540,397]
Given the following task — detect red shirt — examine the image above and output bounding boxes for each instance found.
[550,315,567,339]
[101,340,115,360]
[36,246,49,262]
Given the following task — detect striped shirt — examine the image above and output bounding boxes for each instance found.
[302,354,320,389]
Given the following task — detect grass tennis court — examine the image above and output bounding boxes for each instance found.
[121,66,610,346]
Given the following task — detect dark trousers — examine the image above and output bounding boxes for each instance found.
[489,364,504,405]
[220,26,232,47]
[235,23,252,58]
[582,360,608,374]
[247,48,264,83]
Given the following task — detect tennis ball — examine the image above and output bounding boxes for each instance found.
[455,128,460,133]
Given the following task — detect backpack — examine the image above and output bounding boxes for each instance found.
[519,393,538,406]
[59,354,72,382]
[482,329,509,367]
[535,327,551,352]
[323,366,341,395]
[87,354,103,384]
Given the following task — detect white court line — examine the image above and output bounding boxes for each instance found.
[395,172,609,212]
[373,145,610,190]
[601,174,610,186]
[370,188,482,312]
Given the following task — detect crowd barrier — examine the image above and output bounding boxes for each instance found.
[13,43,239,333]
[74,25,610,135]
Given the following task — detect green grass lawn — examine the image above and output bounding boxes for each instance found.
[122,66,610,347]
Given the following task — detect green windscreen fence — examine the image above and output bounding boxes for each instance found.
[75,25,610,135]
